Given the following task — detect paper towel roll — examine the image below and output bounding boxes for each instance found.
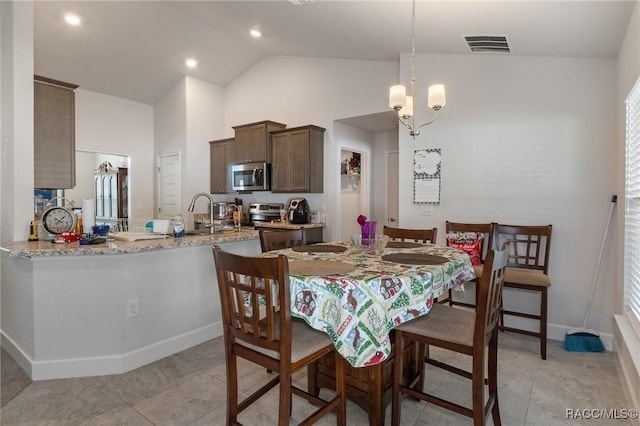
[82,199,95,234]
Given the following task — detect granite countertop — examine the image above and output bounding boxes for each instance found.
[254,222,324,230]
[0,229,259,258]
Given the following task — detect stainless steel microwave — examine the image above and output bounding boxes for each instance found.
[231,162,271,192]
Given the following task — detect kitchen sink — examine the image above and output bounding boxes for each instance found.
[185,228,241,236]
[185,230,214,236]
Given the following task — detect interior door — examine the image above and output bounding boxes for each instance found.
[340,149,365,241]
[387,150,399,226]
[158,153,181,219]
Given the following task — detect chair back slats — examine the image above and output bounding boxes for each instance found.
[495,224,552,273]
[445,221,495,263]
[259,229,305,252]
[475,245,509,346]
[214,246,290,353]
[383,226,438,244]
[213,245,347,426]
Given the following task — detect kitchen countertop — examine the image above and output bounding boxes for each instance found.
[0,229,259,257]
[254,222,324,230]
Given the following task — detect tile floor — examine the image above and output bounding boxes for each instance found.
[0,332,635,425]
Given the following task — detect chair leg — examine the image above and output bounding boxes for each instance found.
[488,331,501,426]
[226,353,239,425]
[278,361,292,426]
[307,360,320,397]
[416,342,426,391]
[540,288,548,360]
[391,331,405,426]
[471,347,485,426]
[335,351,346,426]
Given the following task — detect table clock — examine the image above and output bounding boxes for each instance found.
[41,198,77,235]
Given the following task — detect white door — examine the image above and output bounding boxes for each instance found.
[387,151,399,226]
[158,153,181,219]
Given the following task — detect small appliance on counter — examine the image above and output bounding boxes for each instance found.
[248,203,284,225]
[288,198,310,224]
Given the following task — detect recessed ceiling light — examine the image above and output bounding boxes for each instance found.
[249,29,262,38]
[65,14,81,26]
[185,58,198,68]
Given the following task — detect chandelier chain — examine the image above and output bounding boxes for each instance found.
[410,0,416,99]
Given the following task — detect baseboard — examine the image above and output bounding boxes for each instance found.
[1,322,223,380]
[614,314,640,418]
[548,322,614,351]
[1,333,34,378]
[502,317,614,351]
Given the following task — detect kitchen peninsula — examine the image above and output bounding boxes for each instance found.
[0,231,260,380]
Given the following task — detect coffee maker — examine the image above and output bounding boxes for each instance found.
[288,198,310,224]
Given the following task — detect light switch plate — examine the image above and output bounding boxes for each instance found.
[420,204,434,215]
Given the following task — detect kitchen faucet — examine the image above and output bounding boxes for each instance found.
[187,192,216,234]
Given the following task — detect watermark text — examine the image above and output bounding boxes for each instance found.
[566,408,638,420]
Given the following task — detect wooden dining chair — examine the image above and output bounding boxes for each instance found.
[442,221,495,308]
[391,245,509,426]
[494,224,552,360]
[383,226,438,244]
[259,229,305,252]
[212,245,346,426]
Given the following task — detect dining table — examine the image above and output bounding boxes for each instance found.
[261,239,476,425]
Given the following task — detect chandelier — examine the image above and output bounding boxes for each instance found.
[389,0,446,139]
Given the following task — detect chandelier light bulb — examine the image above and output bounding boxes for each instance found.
[389,85,407,110]
[428,84,446,110]
[399,96,414,119]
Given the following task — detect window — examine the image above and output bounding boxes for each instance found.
[625,76,640,326]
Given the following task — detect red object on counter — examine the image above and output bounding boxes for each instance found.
[53,232,82,243]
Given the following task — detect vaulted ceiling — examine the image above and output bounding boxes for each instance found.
[34,1,637,105]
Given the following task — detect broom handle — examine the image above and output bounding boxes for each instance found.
[583,195,617,328]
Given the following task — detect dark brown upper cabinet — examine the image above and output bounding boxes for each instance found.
[34,75,78,189]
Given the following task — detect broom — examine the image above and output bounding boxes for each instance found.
[564,195,617,352]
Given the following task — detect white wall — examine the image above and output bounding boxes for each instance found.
[184,76,225,221]
[372,131,398,225]
[154,76,227,222]
[74,89,154,220]
[154,77,187,218]
[398,53,618,340]
[223,52,620,344]
[0,1,34,242]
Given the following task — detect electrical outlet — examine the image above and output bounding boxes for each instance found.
[127,298,139,318]
[136,202,142,210]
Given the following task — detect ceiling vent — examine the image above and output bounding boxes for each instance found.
[463,35,512,54]
[288,0,314,5]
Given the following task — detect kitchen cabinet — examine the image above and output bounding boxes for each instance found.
[34,75,78,189]
[271,125,325,193]
[232,120,286,163]
[209,138,236,193]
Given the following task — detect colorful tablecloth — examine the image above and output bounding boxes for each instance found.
[262,242,476,367]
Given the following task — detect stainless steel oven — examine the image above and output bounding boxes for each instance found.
[231,162,270,192]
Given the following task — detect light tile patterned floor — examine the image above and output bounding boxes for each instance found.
[1,332,635,425]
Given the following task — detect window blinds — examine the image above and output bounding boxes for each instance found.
[625,76,640,323]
